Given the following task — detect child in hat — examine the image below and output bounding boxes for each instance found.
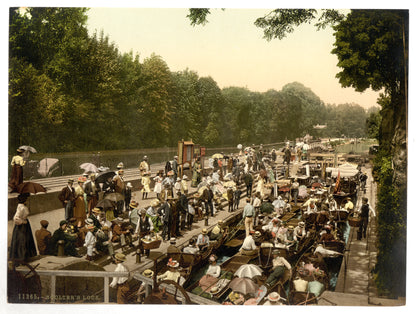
[84,223,96,261]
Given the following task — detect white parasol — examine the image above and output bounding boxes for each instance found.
[234,264,263,279]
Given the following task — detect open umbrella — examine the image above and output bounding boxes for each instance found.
[234,264,263,279]
[19,145,37,153]
[80,163,99,173]
[37,158,60,177]
[104,192,124,202]
[96,198,115,210]
[229,277,259,295]
[16,182,47,194]
[212,153,224,159]
[95,171,116,184]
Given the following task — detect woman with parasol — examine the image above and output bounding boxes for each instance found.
[9,193,37,264]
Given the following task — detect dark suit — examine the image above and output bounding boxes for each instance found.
[159,201,172,240]
[84,181,100,213]
[58,185,75,220]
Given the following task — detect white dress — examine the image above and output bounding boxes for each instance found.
[153,176,163,194]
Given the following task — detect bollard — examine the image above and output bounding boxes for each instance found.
[136,250,141,264]
[204,216,209,226]
[57,240,65,256]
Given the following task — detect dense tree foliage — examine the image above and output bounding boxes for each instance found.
[9,7,375,154]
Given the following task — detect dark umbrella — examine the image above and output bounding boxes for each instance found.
[95,171,116,184]
[104,192,124,202]
[16,182,47,194]
[228,277,259,295]
[96,198,115,210]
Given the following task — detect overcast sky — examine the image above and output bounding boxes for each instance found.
[86,7,382,109]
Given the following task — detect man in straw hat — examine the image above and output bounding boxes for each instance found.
[265,249,291,287]
[88,207,102,230]
[109,253,130,303]
[196,228,210,251]
[84,223,96,261]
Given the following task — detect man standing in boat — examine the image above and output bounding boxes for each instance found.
[243,198,255,237]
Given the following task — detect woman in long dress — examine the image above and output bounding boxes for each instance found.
[73,177,87,227]
[9,193,37,263]
[199,254,221,290]
[9,148,25,192]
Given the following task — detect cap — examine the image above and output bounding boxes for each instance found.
[40,220,49,228]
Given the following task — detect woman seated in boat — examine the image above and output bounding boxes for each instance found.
[304,199,318,215]
[343,197,354,212]
[157,259,184,285]
[198,254,221,290]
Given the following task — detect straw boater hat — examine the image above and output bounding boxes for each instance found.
[142,269,154,278]
[126,182,132,188]
[92,207,101,214]
[267,292,281,302]
[151,199,160,207]
[87,224,95,230]
[117,162,124,169]
[202,228,208,235]
[170,238,176,244]
[68,178,74,183]
[129,201,139,209]
[115,253,126,262]
[298,221,305,226]
[17,148,24,153]
[182,175,188,180]
[85,218,94,225]
[176,178,181,181]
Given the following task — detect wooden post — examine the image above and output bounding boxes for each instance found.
[104,277,109,303]
[50,275,56,304]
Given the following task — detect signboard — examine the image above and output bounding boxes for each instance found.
[177,141,184,164]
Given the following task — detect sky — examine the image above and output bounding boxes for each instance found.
[86,7,382,109]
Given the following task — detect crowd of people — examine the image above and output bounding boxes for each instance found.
[8,143,375,304]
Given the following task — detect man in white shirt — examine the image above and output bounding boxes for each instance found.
[109,253,130,303]
[240,230,258,255]
[265,250,292,287]
[183,238,199,254]
[243,198,255,237]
